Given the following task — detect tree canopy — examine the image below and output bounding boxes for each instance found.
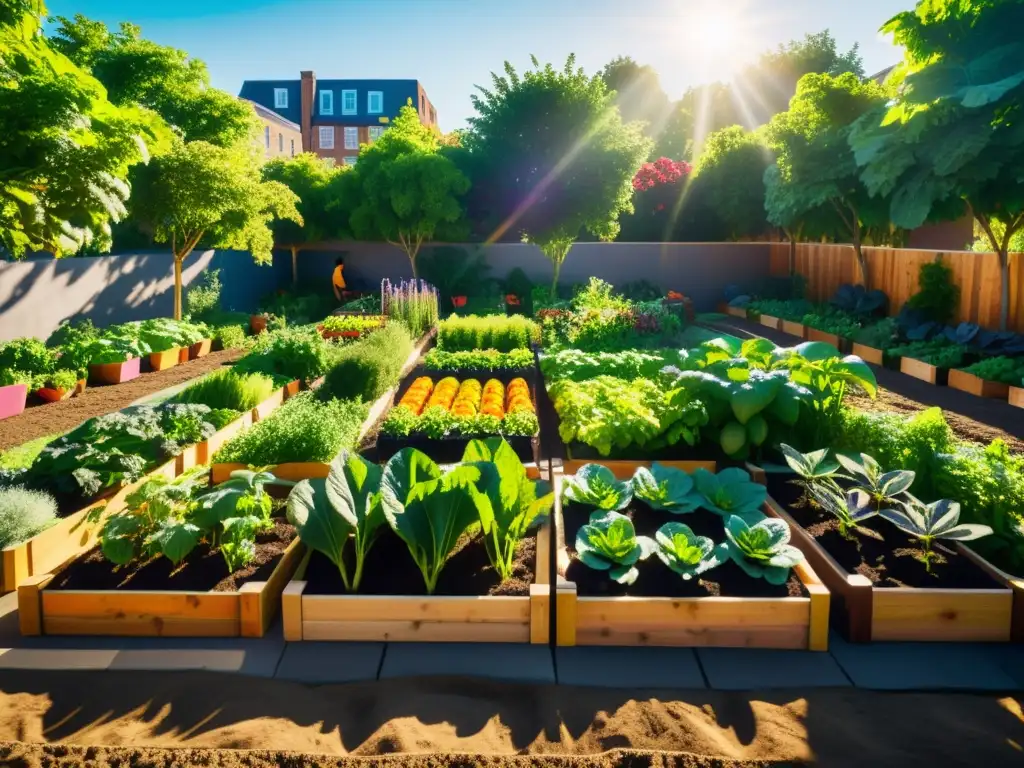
[52,14,258,147]
[465,54,651,293]
[343,102,470,276]
[692,126,773,240]
[600,56,672,139]
[0,0,169,258]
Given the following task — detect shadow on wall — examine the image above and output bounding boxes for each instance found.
[0,250,290,342]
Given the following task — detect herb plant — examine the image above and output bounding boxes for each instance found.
[653,522,724,580]
[562,464,633,511]
[437,314,539,352]
[0,486,57,549]
[233,327,330,383]
[174,369,277,412]
[0,337,56,375]
[889,338,966,368]
[836,453,915,510]
[880,498,992,573]
[539,349,679,382]
[801,307,862,338]
[852,317,900,350]
[320,323,414,402]
[960,356,1024,384]
[213,325,247,350]
[321,315,386,333]
[575,511,655,585]
[723,516,804,584]
[423,348,534,372]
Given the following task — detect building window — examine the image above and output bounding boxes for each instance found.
[342,89,357,115]
[278,133,283,152]
[368,91,383,114]
[344,127,359,150]
[319,90,334,115]
[264,126,270,149]
[343,156,358,166]
[430,106,436,124]
[318,126,335,149]
[368,126,384,142]
[290,138,295,156]
[274,88,288,108]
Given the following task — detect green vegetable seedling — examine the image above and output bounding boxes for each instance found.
[563,463,633,511]
[692,467,767,522]
[631,463,701,513]
[880,497,993,573]
[653,522,723,580]
[575,511,656,585]
[723,516,804,585]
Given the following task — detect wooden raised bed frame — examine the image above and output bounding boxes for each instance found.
[780,320,806,338]
[851,343,886,367]
[759,314,782,331]
[900,356,948,386]
[554,461,830,651]
[18,537,305,638]
[805,328,849,353]
[1011,386,1024,409]
[766,499,1012,643]
[947,369,1010,400]
[282,466,551,644]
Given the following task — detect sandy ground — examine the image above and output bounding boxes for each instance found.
[0,671,1021,766]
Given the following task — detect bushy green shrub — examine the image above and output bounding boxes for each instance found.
[437,315,538,352]
[213,392,368,465]
[213,324,247,350]
[853,317,900,350]
[174,369,278,412]
[186,269,222,319]
[233,327,330,383]
[320,323,414,402]
[571,278,631,312]
[0,486,58,549]
[907,260,960,325]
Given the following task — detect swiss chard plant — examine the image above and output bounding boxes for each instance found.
[287,452,387,592]
[723,515,804,585]
[575,511,656,585]
[880,497,993,573]
[653,522,723,580]
[692,467,767,522]
[631,463,701,513]
[562,464,633,511]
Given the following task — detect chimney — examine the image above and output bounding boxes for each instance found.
[300,70,316,152]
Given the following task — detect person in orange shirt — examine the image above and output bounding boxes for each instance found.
[332,256,347,302]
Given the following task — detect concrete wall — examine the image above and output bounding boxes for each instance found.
[296,242,774,310]
[0,250,289,342]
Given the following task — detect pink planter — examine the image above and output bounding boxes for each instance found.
[0,384,28,420]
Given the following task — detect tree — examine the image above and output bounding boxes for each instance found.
[619,157,692,241]
[131,141,301,319]
[262,153,344,284]
[692,126,773,240]
[0,0,169,258]
[600,56,671,140]
[343,102,469,277]
[764,72,891,287]
[52,14,258,147]
[466,55,651,294]
[850,0,1024,330]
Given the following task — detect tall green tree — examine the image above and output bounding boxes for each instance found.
[466,55,651,295]
[600,56,671,141]
[51,14,258,147]
[765,72,890,287]
[0,0,168,257]
[850,0,1024,330]
[342,102,470,277]
[262,153,344,284]
[131,141,301,319]
[692,126,773,240]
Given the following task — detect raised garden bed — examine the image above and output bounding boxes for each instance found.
[1011,386,1024,409]
[0,383,28,421]
[805,328,849,353]
[765,475,1012,643]
[553,461,830,650]
[851,343,890,368]
[781,320,806,338]
[900,356,949,386]
[89,358,141,385]
[725,306,748,319]
[759,314,782,331]
[283,465,551,644]
[947,369,1010,400]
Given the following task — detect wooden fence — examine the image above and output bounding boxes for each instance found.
[770,243,1024,333]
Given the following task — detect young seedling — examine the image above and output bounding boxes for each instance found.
[575,511,655,585]
[880,497,993,573]
[836,452,915,511]
[809,486,879,538]
[723,515,804,585]
[692,467,767,522]
[780,444,841,496]
[631,463,701,513]
[653,522,723,580]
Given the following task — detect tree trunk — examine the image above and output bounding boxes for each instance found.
[291,246,299,286]
[173,256,183,321]
[853,241,869,290]
[550,260,563,299]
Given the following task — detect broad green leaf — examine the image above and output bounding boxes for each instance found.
[287,478,354,573]
[381,448,442,508]
[147,521,201,565]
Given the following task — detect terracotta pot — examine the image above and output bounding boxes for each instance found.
[35,379,85,402]
[250,315,268,334]
[188,339,213,360]
[89,357,141,385]
[0,383,28,420]
[149,348,181,371]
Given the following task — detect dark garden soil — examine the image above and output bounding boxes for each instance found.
[2,671,1022,767]
[0,348,243,453]
[766,475,1003,590]
[561,500,805,599]
[47,519,295,593]
[304,528,535,597]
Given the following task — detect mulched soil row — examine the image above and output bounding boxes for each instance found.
[0,348,244,452]
[701,317,1024,451]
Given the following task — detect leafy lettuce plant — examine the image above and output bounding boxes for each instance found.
[462,438,553,581]
[880,497,993,573]
[287,452,386,592]
[575,511,655,585]
[631,463,701,513]
[653,522,723,580]
[723,516,804,584]
[692,468,766,522]
[562,464,633,511]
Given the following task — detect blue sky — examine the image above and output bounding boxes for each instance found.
[47,0,913,131]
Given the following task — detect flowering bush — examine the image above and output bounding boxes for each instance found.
[632,157,691,192]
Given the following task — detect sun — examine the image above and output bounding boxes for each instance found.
[688,6,749,80]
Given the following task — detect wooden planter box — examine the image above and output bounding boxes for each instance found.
[948,369,1011,400]
[725,306,748,319]
[283,468,551,644]
[148,348,182,372]
[0,459,179,595]
[852,343,886,367]
[0,383,28,420]
[36,379,86,402]
[766,499,1012,642]
[759,314,782,331]
[962,547,1024,643]
[553,462,830,651]
[1010,386,1024,409]
[805,328,848,352]
[781,320,806,338]
[900,357,948,386]
[188,339,213,360]
[88,357,140,385]
[18,538,305,639]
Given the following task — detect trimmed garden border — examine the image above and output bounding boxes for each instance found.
[765,498,1013,643]
[553,460,830,651]
[281,465,551,644]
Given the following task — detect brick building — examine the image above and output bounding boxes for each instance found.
[239,73,437,165]
[244,99,303,160]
